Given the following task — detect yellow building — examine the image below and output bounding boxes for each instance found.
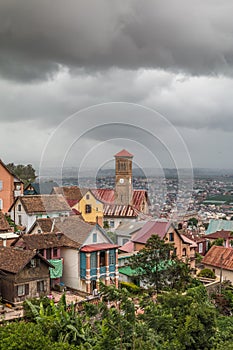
[73,190,104,227]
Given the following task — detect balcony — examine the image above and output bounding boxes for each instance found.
[109,265,115,273]
[100,266,106,275]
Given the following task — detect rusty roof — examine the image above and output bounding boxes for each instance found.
[0,212,11,232]
[18,194,71,214]
[104,204,139,218]
[0,247,52,274]
[114,149,134,157]
[203,245,233,271]
[91,189,115,204]
[132,190,149,210]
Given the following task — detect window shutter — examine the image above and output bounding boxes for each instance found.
[25,284,29,295]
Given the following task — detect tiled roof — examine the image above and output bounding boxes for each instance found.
[114,149,133,157]
[0,212,11,232]
[18,195,71,214]
[52,186,86,206]
[203,246,233,271]
[132,220,171,244]
[204,230,233,240]
[28,216,96,245]
[104,204,139,217]
[0,247,47,274]
[80,243,119,252]
[13,232,81,250]
[206,219,233,234]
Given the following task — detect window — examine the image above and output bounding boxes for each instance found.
[18,204,21,211]
[17,284,29,296]
[46,248,51,259]
[169,232,174,242]
[100,251,106,267]
[199,243,203,254]
[93,233,97,243]
[96,207,98,212]
[37,281,44,293]
[0,180,2,191]
[53,247,58,257]
[109,250,115,265]
[110,221,114,228]
[182,248,187,256]
[86,194,90,200]
[90,253,97,269]
[85,204,92,214]
[18,215,22,226]
[0,199,3,210]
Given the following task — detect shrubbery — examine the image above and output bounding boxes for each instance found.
[198,268,216,279]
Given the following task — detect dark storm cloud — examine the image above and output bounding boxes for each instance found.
[1,0,233,82]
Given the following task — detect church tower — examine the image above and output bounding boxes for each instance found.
[114,149,133,206]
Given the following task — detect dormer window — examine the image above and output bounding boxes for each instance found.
[93,233,97,243]
[18,204,21,212]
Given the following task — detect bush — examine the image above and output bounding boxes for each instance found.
[120,281,141,294]
[198,268,216,279]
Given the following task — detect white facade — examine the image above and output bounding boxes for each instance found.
[10,197,70,232]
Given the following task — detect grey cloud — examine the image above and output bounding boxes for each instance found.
[1,0,233,82]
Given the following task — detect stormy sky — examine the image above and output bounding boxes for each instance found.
[1,0,233,171]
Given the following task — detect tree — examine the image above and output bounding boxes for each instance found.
[128,235,192,292]
[6,163,36,186]
[188,217,198,227]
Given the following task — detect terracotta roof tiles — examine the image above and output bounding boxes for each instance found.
[19,194,71,214]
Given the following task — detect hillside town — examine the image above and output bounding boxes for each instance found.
[1,149,233,316]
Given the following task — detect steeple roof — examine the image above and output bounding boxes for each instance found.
[114,149,133,158]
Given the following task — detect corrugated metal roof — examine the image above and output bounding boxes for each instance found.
[206,219,233,234]
[104,204,139,217]
[119,240,135,253]
[203,245,233,271]
[205,230,233,239]
[132,220,171,244]
[80,243,118,252]
[91,189,115,204]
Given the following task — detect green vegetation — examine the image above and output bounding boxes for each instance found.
[120,281,141,294]
[198,268,216,279]
[6,163,36,186]
[2,282,233,349]
[128,234,194,292]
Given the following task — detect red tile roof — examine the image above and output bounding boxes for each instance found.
[80,243,118,252]
[132,220,171,244]
[17,195,71,214]
[203,246,233,271]
[0,247,53,274]
[114,149,133,158]
[52,186,86,206]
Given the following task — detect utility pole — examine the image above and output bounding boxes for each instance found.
[219,253,224,294]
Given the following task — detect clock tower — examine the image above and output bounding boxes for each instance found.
[114,149,133,205]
